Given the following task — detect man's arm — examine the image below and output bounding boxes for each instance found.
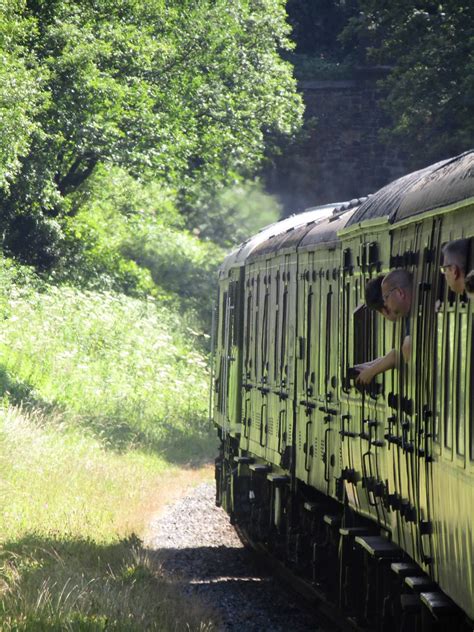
[354,334,412,385]
[355,349,399,385]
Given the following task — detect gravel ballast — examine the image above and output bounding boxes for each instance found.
[146,482,337,631]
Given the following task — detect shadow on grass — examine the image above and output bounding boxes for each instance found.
[0,365,61,415]
[0,364,217,466]
[0,533,217,631]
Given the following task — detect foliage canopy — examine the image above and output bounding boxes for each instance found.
[341,0,474,163]
[0,0,303,265]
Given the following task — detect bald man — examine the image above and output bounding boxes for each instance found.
[355,269,412,385]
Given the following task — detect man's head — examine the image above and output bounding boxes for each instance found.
[381,269,413,319]
[365,275,396,321]
[441,239,469,294]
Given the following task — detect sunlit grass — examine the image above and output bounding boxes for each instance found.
[0,259,218,629]
[0,261,215,460]
[0,406,216,631]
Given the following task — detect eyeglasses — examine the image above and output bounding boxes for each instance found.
[440,264,454,274]
[382,287,399,302]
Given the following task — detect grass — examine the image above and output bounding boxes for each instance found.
[0,258,219,630]
[0,263,215,462]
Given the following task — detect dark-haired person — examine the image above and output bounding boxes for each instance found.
[364,275,397,321]
[465,270,474,300]
[441,238,469,295]
[355,269,412,385]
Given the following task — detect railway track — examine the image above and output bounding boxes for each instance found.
[234,523,365,632]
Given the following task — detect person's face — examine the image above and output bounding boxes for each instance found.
[441,258,464,294]
[381,281,408,319]
[377,304,397,322]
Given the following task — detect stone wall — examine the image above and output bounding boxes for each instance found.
[265,77,411,215]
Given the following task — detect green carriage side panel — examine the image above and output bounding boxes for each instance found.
[345,151,474,618]
[337,217,394,526]
[213,264,244,436]
[294,210,355,497]
[240,205,337,465]
[426,202,474,620]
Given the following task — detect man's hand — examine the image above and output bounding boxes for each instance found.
[355,365,376,385]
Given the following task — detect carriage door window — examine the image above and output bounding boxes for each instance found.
[261,280,269,381]
[325,285,333,394]
[273,270,280,383]
[470,315,474,461]
[341,247,352,391]
[306,287,313,391]
[280,283,289,386]
[456,309,468,458]
[254,275,260,382]
[245,285,252,379]
[444,311,454,451]
[217,290,228,413]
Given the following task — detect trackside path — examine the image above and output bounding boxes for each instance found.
[146,482,336,632]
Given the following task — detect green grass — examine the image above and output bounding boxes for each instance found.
[0,261,215,461]
[0,407,216,631]
[0,259,219,630]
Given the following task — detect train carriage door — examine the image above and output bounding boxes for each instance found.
[388,221,420,561]
[339,242,358,505]
[326,245,343,498]
[242,265,254,451]
[430,221,474,613]
[226,269,244,435]
[273,253,295,470]
[246,263,266,458]
[307,251,325,492]
[338,218,391,524]
[263,257,280,463]
[310,244,343,499]
[410,217,443,570]
[295,250,315,485]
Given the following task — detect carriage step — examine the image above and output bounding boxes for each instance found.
[354,535,401,559]
[420,591,457,617]
[339,526,371,536]
[234,456,254,464]
[391,562,420,578]
[249,463,271,473]
[267,473,290,484]
[405,575,437,593]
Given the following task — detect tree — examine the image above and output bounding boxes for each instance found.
[342,1,474,163]
[0,0,303,266]
[0,0,44,192]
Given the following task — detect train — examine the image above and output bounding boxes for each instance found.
[211,150,474,631]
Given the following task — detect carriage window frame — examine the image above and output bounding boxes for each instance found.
[305,287,313,387]
[444,311,454,451]
[273,271,280,382]
[353,302,378,367]
[456,310,467,458]
[341,279,351,390]
[325,286,333,392]
[470,317,474,461]
[280,286,288,383]
[261,288,269,378]
[221,290,228,348]
[433,309,443,444]
[245,290,252,376]
[254,276,260,381]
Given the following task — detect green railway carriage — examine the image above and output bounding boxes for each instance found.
[214,206,338,511]
[213,150,474,629]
